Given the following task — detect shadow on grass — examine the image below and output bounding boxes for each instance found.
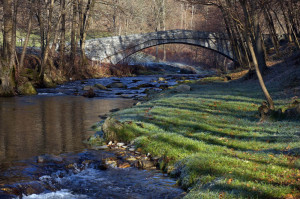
[199,182,279,199]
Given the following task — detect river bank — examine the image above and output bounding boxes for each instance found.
[90,61,300,198]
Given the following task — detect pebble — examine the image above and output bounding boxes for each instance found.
[152,156,160,161]
[129,148,135,152]
[117,143,125,147]
[126,157,137,161]
[105,160,117,168]
[94,145,109,150]
[118,162,131,169]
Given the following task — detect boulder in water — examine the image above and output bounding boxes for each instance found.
[136,83,155,89]
[37,154,63,163]
[83,85,96,91]
[158,77,166,82]
[106,82,126,88]
[94,83,107,90]
[83,88,96,98]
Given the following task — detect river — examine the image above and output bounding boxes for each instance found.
[0,75,199,198]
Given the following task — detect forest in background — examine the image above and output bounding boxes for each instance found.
[0,0,299,99]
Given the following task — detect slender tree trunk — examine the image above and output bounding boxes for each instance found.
[219,4,244,67]
[247,36,274,110]
[191,5,194,29]
[162,0,166,61]
[280,1,293,43]
[12,0,18,73]
[20,0,34,71]
[71,0,78,71]
[78,0,95,65]
[36,0,45,58]
[50,17,62,55]
[39,0,54,78]
[263,7,280,55]
[240,0,274,110]
[78,0,85,62]
[181,4,184,29]
[243,0,267,73]
[59,0,66,71]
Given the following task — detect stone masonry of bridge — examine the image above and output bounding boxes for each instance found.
[85,29,234,64]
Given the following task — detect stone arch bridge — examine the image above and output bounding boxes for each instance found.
[85,29,234,64]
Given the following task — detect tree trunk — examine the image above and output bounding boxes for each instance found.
[1,0,15,96]
[50,17,62,55]
[39,0,55,78]
[263,6,280,55]
[20,0,34,71]
[247,36,274,110]
[71,0,78,71]
[37,0,45,59]
[162,0,166,61]
[79,0,95,65]
[280,1,293,43]
[239,0,274,109]
[12,0,18,73]
[242,0,267,73]
[219,4,244,67]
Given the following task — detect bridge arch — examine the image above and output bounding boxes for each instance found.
[85,29,235,64]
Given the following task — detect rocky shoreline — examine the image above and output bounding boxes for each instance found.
[0,146,185,198]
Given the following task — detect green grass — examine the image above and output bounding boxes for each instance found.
[105,79,300,198]
[0,31,41,47]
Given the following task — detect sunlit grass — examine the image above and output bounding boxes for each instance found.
[110,80,300,198]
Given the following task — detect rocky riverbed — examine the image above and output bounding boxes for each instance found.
[37,74,203,100]
[0,149,185,199]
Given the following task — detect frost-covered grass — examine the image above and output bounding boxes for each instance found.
[110,79,300,199]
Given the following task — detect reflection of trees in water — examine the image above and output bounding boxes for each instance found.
[0,97,134,163]
[40,97,87,155]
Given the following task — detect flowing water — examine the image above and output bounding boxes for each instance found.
[0,75,199,198]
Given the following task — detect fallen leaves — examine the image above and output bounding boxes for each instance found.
[227,178,233,184]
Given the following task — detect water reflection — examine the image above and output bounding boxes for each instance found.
[0,96,135,164]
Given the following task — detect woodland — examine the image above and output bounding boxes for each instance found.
[0,0,297,98]
[0,1,300,198]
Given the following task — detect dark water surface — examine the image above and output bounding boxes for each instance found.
[0,96,135,164]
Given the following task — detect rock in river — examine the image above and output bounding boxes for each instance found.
[83,88,96,98]
[94,83,108,90]
[158,77,166,82]
[83,85,96,91]
[106,82,127,88]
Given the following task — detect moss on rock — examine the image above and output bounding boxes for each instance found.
[43,73,56,88]
[18,82,37,95]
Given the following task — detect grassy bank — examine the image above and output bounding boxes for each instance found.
[102,72,300,198]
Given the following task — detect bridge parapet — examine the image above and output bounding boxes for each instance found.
[85,29,233,64]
